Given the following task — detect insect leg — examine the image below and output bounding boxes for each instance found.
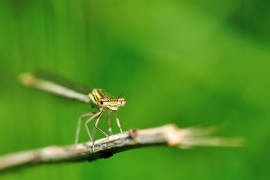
[74,112,95,146]
[107,111,113,135]
[83,112,102,152]
[94,111,110,151]
[113,112,123,133]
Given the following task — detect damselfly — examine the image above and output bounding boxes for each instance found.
[19,71,126,151]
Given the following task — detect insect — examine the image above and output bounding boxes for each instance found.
[19,71,126,152]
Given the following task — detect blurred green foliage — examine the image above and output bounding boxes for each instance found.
[0,0,270,179]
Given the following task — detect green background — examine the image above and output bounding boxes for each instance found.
[1,0,269,179]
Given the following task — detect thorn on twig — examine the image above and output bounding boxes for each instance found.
[129,128,138,138]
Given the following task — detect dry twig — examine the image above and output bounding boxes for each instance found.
[0,124,244,171]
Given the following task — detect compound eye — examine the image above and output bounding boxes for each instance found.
[98,99,108,107]
[119,99,126,106]
[98,100,104,106]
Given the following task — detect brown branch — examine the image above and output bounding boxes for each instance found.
[0,124,244,172]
